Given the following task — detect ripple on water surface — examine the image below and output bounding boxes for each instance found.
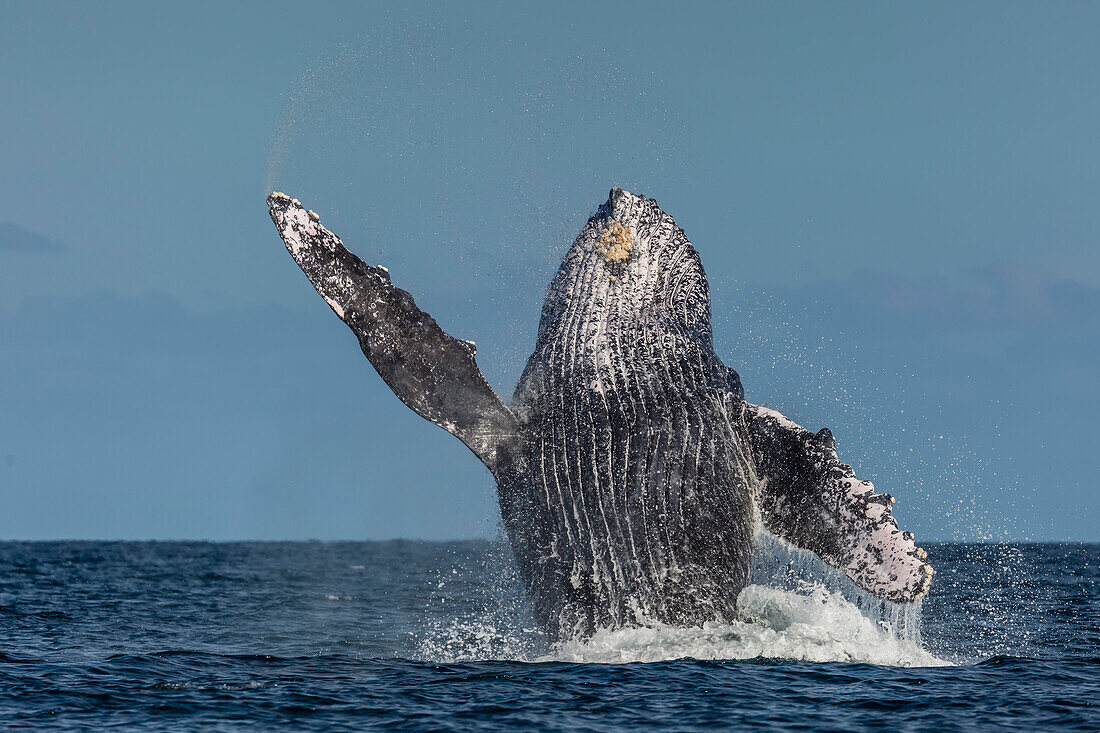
[0,540,1095,730]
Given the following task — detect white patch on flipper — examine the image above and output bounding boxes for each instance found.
[271,197,337,259]
[270,195,355,319]
[278,205,315,256]
[753,405,803,431]
[323,295,345,319]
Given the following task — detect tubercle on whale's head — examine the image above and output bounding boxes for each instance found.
[538,188,713,343]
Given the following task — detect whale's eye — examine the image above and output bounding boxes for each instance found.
[595,221,634,263]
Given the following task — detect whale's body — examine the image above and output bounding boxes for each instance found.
[504,190,756,637]
[268,188,933,640]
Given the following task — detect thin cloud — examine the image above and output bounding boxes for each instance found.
[0,221,65,253]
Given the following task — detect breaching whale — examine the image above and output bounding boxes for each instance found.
[268,188,933,640]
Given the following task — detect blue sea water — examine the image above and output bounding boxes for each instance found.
[0,540,1095,730]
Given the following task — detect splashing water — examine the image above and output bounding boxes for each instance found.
[416,530,947,667]
[550,590,942,666]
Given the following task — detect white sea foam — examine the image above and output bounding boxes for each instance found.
[547,584,946,667]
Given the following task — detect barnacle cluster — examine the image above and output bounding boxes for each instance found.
[595,221,634,263]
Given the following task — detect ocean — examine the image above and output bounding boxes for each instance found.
[0,539,1095,730]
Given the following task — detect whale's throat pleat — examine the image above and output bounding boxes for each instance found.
[516,324,756,637]
[511,196,756,636]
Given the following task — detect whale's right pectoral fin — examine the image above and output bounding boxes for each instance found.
[743,403,933,603]
[267,192,519,478]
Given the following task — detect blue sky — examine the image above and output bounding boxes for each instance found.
[1,1,1097,540]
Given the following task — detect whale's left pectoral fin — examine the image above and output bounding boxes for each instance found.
[743,403,933,602]
[267,192,519,478]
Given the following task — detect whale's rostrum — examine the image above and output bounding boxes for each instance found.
[267,188,933,641]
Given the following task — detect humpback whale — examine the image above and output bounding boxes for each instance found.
[268,188,933,641]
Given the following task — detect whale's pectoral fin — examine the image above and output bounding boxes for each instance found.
[743,403,933,602]
[267,192,519,477]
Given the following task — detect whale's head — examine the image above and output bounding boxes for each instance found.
[536,188,713,350]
